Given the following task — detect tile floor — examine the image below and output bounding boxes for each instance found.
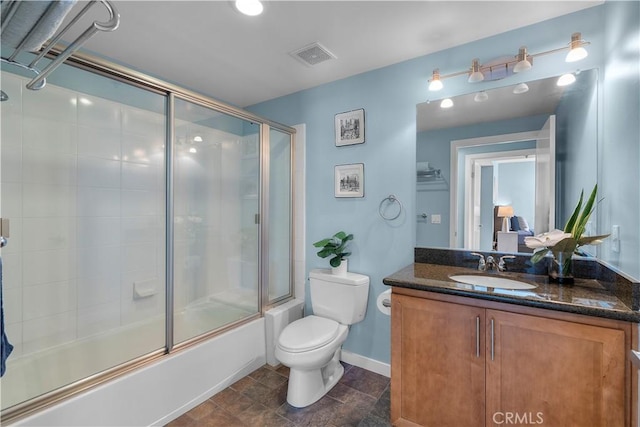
[165,362,391,427]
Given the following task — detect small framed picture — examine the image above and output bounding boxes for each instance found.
[335,163,364,198]
[335,108,365,146]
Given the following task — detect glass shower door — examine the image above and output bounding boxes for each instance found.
[0,69,167,411]
[172,98,260,344]
[267,127,292,304]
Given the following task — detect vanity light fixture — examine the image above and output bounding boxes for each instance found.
[235,0,263,16]
[440,98,454,109]
[474,91,489,102]
[566,32,589,62]
[513,47,532,73]
[193,135,203,142]
[513,82,529,94]
[468,59,484,83]
[427,32,590,91]
[557,73,576,86]
[428,69,443,91]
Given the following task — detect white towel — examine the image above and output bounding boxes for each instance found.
[1,0,77,52]
[417,161,431,172]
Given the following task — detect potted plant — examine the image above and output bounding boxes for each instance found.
[313,231,353,275]
[525,184,609,284]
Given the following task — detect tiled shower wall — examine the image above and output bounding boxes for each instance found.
[1,72,166,359]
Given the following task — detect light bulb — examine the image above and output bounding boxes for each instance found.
[440,98,454,109]
[513,47,532,73]
[513,83,529,94]
[429,69,443,91]
[557,73,576,86]
[474,91,489,102]
[566,46,588,62]
[235,0,263,16]
[566,32,588,62]
[468,59,484,83]
[429,79,443,91]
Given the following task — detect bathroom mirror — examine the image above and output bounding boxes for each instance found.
[416,69,598,253]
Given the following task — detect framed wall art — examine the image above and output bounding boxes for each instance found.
[335,108,365,146]
[335,163,364,198]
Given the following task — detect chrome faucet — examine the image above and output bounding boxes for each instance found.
[498,255,516,272]
[470,252,486,270]
[470,253,516,272]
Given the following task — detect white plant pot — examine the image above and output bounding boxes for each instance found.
[331,259,348,276]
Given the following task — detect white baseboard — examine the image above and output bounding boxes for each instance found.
[340,349,390,378]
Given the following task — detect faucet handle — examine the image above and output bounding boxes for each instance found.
[498,255,516,271]
[470,252,486,270]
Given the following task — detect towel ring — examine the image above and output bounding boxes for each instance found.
[379,194,403,221]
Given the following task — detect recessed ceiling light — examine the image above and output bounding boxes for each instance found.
[235,0,263,16]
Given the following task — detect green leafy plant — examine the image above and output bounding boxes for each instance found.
[313,231,353,267]
[526,184,609,265]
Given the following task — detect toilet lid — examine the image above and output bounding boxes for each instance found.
[278,315,340,353]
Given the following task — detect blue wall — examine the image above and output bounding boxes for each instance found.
[555,68,599,224]
[601,0,640,280]
[247,4,637,364]
[497,161,536,227]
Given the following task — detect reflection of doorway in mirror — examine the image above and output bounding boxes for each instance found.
[451,121,556,250]
[468,150,536,251]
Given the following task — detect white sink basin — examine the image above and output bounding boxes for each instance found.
[449,274,537,290]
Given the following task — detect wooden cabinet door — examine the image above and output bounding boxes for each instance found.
[392,295,485,426]
[486,309,627,427]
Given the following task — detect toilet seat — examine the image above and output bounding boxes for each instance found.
[278,315,340,353]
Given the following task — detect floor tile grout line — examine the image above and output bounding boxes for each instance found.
[166,363,391,427]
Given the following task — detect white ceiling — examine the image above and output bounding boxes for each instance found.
[69,1,601,107]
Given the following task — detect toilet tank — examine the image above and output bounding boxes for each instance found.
[309,269,369,325]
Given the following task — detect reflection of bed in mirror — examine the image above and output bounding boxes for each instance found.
[492,206,534,253]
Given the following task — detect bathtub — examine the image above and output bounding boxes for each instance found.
[10,318,266,426]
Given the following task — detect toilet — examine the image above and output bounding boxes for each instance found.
[275,268,369,408]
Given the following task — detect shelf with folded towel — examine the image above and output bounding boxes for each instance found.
[417,167,448,191]
[1,0,120,91]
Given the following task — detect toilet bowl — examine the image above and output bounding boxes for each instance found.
[275,315,348,407]
[275,269,369,408]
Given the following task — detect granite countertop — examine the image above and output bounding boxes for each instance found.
[383,263,640,323]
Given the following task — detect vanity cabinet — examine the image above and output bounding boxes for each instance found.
[391,290,633,427]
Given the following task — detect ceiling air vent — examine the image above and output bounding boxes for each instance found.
[289,42,337,67]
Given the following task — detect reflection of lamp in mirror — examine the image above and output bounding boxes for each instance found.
[235,0,264,16]
[513,82,529,94]
[497,205,514,232]
[440,98,454,108]
[557,73,576,86]
[474,91,489,102]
